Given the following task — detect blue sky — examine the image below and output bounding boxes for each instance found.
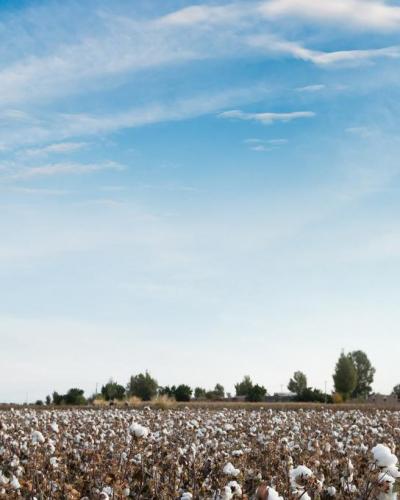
[1,0,400,402]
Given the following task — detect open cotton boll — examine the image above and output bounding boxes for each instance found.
[10,475,21,490]
[265,486,284,500]
[372,445,398,468]
[223,462,240,477]
[220,486,234,500]
[129,423,149,438]
[50,422,59,433]
[0,471,9,485]
[327,486,337,496]
[31,430,45,444]
[290,465,313,488]
[227,480,242,496]
[181,493,193,499]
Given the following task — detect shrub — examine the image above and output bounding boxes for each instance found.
[246,384,267,402]
[194,387,207,399]
[151,395,176,409]
[174,385,192,402]
[101,380,126,401]
[332,392,344,404]
[127,371,158,401]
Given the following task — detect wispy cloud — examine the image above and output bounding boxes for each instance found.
[244,137,288,151]
[295,84,326,92]
[219,109,315,124]
[21,142,87,158]
[248,35,400,66]
[7,161,124,180]
[0,86,270,148]
[259,0,400,31]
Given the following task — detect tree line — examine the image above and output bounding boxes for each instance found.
[37,350,399,406]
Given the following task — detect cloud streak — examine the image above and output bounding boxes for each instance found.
[219,109,315,124]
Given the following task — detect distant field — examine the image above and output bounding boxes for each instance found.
[0,406,399,498]
[1,401,399,411]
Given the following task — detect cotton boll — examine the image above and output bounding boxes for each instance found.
[372,444,398,468]
[129,423,149,438]
[223,462,240,477]
[10,475,21,490]
[227,480,242,496]
[31,430,45,444]
[327,486,337,496]
[290,465,313,488]
[181,493,193,499]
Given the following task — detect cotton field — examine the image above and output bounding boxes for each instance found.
[0,408,399,499]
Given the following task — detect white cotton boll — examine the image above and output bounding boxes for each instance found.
[223,462,240,477]
[227,481,242,496]
[327,486,337,496]
[31,430,45,444]
[290,465,313,488]
[50,457,58,468]
[220,486,233,500]
[50,422,59,433]
[181,493,193,499]
[129,423,149,438]
[0,471,9,485]
[372,444,398,468]
[10,475,21,490]
[122,487,130,497]
[265,487,284,500]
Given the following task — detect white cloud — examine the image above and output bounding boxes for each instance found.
[259,0,400,31]
[0,86,270,148]
[21,142,87,157]
[295,84,326,92]
[219,109,315,123]
[248,35,400,66]
[8,161,123,180]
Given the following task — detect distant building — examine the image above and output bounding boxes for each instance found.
[265,392,296,403]
[368,393,399,406]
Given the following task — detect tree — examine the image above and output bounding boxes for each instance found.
[194,387,206,399]
[349,350,375,399]
[298,387,332,403]
[159,386,176,398]
[127,371,158,401]
[52,391,64,405]
[246,384,267,402]
[101,380,126,401]
[392,384,400,400]
[213,384,225,399]
[333,352,357,401]
[45,395,51,406]
[288,371,308,396]
[64,388,86,405]
[174,384,192,402]
[235,376,253,397]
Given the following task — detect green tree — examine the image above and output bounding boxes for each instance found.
[174,384,192,402]
[158,385,176,398]
[392,384,400,400]
[333,352,357,401]
[127,371,158,401]
[194,387,206,399]
[246,384,267,402]
[235,376,253,397]
[287,371,308,396]
[64,388,86,405]
[52,391,64,405]
[213,383,225,399]
[45,395,51,406]
[349,350,375,399]
[101,380,126,401]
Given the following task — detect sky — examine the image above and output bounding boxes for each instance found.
[1,0,400,403]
